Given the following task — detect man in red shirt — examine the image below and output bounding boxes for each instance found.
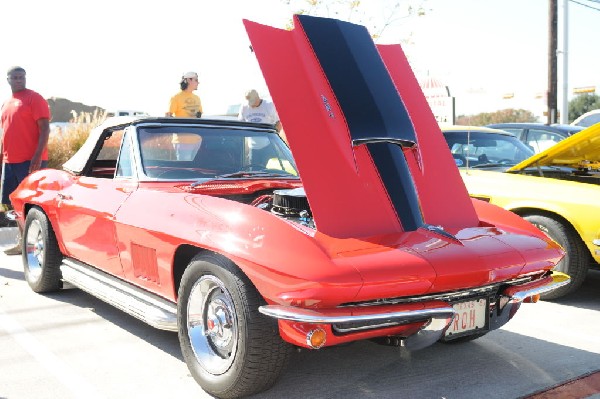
[1,66,51,254]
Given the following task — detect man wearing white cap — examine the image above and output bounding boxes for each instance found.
[166,71,203,118]
[238,89,281,132]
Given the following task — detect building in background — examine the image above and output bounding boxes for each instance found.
[418,75,455,126]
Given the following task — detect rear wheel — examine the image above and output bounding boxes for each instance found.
[524,215,589,299]
[177,253,292,398]
[23,207,63,293]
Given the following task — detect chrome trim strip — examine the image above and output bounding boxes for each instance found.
[504,272,570,302]
[60,259,178,331]
[352,137,416,148]
[258,304,455,325]
[334,320,406,333]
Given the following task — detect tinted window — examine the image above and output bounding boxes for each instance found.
[526,129,564,153]
[578,113,600,127]
[443,131,534,168]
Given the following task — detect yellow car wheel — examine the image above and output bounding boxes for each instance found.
[524,215,590,299]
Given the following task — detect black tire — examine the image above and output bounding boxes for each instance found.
[22,207,63,293]
[524,215,590,299]
[177,253,292,398]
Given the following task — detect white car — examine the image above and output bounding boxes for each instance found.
[571,109,600,127]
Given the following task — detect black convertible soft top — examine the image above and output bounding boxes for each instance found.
[62,116,277,175]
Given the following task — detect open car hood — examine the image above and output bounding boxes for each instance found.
[507,122,600,171]
[244,15,479,238]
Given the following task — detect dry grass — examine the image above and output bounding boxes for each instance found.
[48,110,107,169]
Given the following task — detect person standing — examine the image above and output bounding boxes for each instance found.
[166,71,203,160]
[166,71,203,118]
[238,89,281,132]
[1,66,51,255]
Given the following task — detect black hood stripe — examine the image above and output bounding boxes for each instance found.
[298,15,423,230]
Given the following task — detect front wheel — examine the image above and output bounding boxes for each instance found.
[23,207,63,293]
[177,253,292,398]
[524,215,589,299]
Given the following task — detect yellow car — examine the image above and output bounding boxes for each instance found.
[442,124,600,299]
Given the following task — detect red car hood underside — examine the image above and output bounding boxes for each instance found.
[244,15,478,239]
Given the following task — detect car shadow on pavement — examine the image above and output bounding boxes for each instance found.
[39,275,600,399]
[42,287,183,361]
[247,333,600,399]
[0,265,24,282]
[5,258,599,399]
[546,269,600,311]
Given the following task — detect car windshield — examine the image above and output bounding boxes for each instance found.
[137,126,298,180]
[443,131,534,168]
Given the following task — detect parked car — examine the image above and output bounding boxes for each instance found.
[10,15,567,399]
[442,124,600,299]
[486,123,584,153]
[571,109,600,128]
[443,125,535,169]
[106,109,149,117]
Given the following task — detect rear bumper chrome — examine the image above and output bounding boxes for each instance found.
[502,271,570,302]
[259,271,570,350]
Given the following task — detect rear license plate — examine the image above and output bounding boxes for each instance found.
[444,298,488,338]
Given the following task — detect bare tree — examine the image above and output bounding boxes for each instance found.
[283,0,430,42]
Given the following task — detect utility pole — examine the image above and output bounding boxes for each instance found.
[559,0,569,124]
[547,0,558,124]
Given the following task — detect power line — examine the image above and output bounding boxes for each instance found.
[569,0,600,11]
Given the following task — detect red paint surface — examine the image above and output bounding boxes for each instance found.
[524,371,600,399]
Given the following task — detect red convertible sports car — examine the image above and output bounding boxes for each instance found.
[11,15,567,399]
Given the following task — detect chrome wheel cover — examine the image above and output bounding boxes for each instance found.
[25,219,44,280]
[187,275,238,375]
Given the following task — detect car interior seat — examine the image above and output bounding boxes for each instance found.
[452,153,467,167]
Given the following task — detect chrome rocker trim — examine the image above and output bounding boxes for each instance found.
[60,259,178,331]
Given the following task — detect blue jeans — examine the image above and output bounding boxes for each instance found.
[1,161,48,206]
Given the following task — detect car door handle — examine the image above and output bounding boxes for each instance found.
[57,193,73,201]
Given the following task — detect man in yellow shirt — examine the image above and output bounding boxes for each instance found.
[166,71,203,117]
[167,72,203,159]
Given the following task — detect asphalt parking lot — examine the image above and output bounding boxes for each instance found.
[1,227,599,399]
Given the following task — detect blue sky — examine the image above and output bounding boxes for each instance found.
[1,0,598,119]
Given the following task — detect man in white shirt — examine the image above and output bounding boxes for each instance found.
[238,89,281,132]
